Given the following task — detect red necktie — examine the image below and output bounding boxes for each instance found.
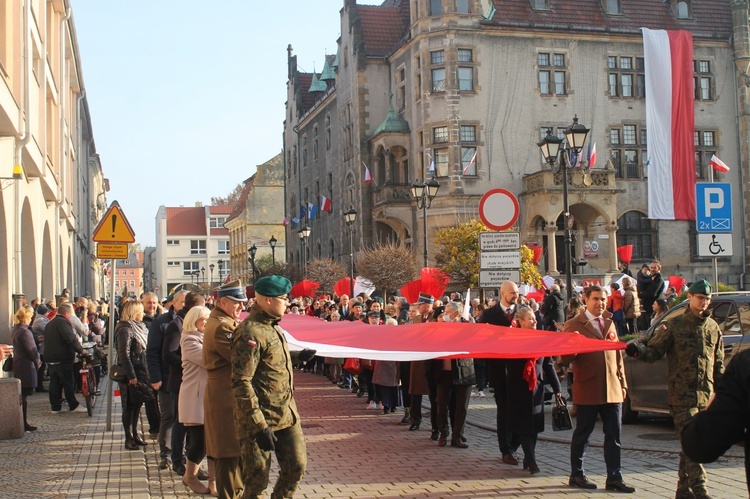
[597,317,605,335]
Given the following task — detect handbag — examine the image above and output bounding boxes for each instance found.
[343,357,361,375]
[552,397,573,431]
[128,381,156,404]
[2,355,12,372]
[109,361,128,382]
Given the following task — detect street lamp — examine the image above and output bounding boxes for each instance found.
[218,259,224,283]
[537,115,590,300]
[209,263,214,286]
[269,235,277,267]
[193,270,200,287]
[411,176,441,268]
[248,244,257,283]
[344,206,358,298]
[298,226,311,275]
[201,267,205,285]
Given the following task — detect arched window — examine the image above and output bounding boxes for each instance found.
[617,211,657,261]
[675,1,690,18]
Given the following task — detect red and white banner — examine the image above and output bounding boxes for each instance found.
[643,28,696,220]
[709,154,730,173]
[274,314,624,361]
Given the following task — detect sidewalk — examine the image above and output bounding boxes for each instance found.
[0,372,745,498]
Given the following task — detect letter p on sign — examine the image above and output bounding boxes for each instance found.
[704,187,724,217]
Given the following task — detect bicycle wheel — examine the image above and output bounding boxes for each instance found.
[85,371,97,416]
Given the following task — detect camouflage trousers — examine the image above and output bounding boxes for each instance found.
[671,406,709,497]
[240,423,307,499]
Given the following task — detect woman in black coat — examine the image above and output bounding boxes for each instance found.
[11,306,41,432]
[505,306,562,474]
[114,300,152,450]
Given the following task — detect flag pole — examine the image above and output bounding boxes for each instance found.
[709,166,719,291]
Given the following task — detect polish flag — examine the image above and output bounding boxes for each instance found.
[643,28,696,220]
[282,217,289,226]
[363,162,372,184]
[588,142,597,168]
[709,154,730,173]
[320,194,332,212]
[462,151,477,175]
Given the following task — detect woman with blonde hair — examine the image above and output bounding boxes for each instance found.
[11,306,41,431]
[178,305,216,495]
[114,300,154,450]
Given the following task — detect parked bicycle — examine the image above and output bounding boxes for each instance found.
[79,341,99,416]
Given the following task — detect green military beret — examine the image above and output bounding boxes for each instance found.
[688,279,711,295]
[255,275,292,297]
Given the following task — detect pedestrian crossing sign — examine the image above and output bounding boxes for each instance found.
[92,201,136,243]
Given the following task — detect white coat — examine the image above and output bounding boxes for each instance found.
[179,329,207,425]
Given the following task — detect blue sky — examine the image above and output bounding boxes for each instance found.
[71,1,379,246]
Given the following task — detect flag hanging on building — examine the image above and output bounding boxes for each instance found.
[588,142,597,168]
[282,217,289,226]
[292,217,300,228]
[462,151,477,175]
[709,154,730,173]
[308,202,319,221]
[428,154,436,175]
[299,204,306,220]
[642,28,696,220]
[363,162,372,184]
[320,194,332,212]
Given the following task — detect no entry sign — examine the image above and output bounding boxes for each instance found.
[478,188,520,231]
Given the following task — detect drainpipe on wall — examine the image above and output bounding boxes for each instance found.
[12,0,32,312]
[60,2,71,295]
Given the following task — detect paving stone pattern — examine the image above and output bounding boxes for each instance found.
[0,372,745,498]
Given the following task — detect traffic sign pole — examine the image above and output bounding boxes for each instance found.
[106,259,116,432]
[709,169,718,290]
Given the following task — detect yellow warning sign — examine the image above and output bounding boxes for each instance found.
[92,201,136,243]
[96,243,129,260]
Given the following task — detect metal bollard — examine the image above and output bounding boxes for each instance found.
[0,378,24,439]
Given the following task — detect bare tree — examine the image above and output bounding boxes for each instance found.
[355,242,418,301]
[211,182,245,206]
[305,259,348,295]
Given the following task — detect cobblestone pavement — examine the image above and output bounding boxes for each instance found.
[0,372,745,498]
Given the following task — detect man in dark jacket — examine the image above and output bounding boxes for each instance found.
[44,303,87,413]
[147,290,185,470]
[478,281,521,465]
[540,284,565,331]
[163,291,205,476]
[639,261,665,330]
[140,292,161,437]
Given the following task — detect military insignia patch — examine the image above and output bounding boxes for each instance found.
[247,339,257,348]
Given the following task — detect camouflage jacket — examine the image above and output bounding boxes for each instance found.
[636,307,724,408]
[230,303,302,440]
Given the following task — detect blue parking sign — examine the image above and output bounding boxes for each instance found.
[695,183,732,233]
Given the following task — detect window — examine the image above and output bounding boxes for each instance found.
[608,56,645,98]
[183,261,199,276]
[433,126,448,143]
[429,0,442,15]
[218,240,230,255]
[397,67,406,111]
[313,125,319,160]
[538,52,567,96]
[617,211,656,261]
[610,124,647,179]
[458,49,472,62]
[130,269,135,276]
[167,239,179,246]
[675,0,690,18]
[190,240,206,255]
[694,130,717,180]
[302,134,308,168]
[430,50,445,65]
[431,68,445,92]
[458,67,473,91]
[531,0,550,10]
[209,216,227,229]
[167,261,180,267]
[456,0,469,13]
[460,125,478,176]
[325,114,331,150]
[130,281,135,288]
[694,60,713,101]
[433,148,449,177]
[605,0,621,14]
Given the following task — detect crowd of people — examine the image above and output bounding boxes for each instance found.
[1,259,743,498]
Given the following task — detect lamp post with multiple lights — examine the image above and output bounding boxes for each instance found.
[344,206,358,298]
[411,176,441,268]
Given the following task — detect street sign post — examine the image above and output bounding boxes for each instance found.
[92,201,136,243]
[479,232,520,251]
[696,182,732,233]
[96,243,129,259]
[697,233,733,257]
[478,189,520,231]
[480,251,522,269]
[479,269,521,287]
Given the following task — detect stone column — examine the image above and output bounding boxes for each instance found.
[545,223,559,274]
[607,222,619,272]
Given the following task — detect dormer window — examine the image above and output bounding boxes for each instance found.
[530,0,550,10]
[674,1,691,19]
[604,0,621,14]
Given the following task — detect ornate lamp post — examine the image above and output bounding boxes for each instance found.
[537,115,590,300]
[201,267,205,286]
[218,259,224,283]
[344,206,358,298]
[248,244,257,284]
[411,176,441,268]
[269,235,277,267]
[209,263,214,286]
[298,226,311,275]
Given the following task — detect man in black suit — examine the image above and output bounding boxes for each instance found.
[478,280,521,465]
[338,294,350,319]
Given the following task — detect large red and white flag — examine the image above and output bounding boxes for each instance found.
[320,194,332,212]
[642,28,696,220]
[363,161,372,184]
[709,154,730,173]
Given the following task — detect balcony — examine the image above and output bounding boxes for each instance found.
[523,168,618,195]
[373,184,413,207]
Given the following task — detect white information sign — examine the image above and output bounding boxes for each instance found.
[479,232,520,251]
[697,233,733,257]
[479,269,521,288]
[480,251,522,269]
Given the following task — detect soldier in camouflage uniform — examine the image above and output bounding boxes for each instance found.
[231,276,316,499]
[626,279,724,499]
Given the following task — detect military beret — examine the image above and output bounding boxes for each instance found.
[351,301,364,308]
[36,304,49,315]
[217,280,248,302]
[688,279,711,295]
[417,292,434,305]
[254,275,292,298]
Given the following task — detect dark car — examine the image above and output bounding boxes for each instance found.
[622,291,750,423]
